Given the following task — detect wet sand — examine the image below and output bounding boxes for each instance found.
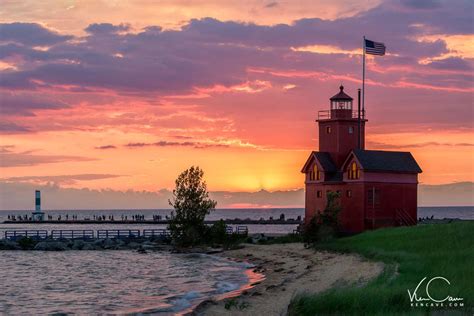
[192,243,383,315]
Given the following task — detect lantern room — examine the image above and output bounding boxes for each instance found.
[328,85,353,119]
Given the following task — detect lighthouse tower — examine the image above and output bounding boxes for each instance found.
[32,190,45,221]
[317,85,366,168]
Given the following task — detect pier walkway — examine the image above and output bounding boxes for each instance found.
[2,219,301,225]
[3,226,249,241]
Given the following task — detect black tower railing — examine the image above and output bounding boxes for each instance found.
[317,110,366,120]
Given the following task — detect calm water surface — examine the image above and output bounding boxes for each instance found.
[0,250,259,315]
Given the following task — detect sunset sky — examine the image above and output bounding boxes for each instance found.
[0,0,473,208]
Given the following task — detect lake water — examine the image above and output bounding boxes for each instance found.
[417,206,473,220]
[0,250,261,315]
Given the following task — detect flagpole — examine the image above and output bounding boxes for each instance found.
[358,88,361,149]
[362,35,366,121]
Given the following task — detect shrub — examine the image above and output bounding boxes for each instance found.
[303,191,341,244]
[168,166,217,247]
[208,219,228,243]
[17,237,36,250]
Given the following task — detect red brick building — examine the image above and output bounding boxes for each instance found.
[301,86,422,233]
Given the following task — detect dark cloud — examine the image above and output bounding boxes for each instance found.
[1,0,471,94]
[0,43,51,61]
[0,121,31,134]
[0,22,72,46]
[0,93,70,116]
[419,182,474,206]
[85,23,130,35]
[172,135,194,140]
[0,145,15,152]
[125,141,229,149]
[400,0,441,9]
[264,1,279,8]
[427,57,473,71]
[0,149,95,167]
[368,141,474,149]
[0,182,173,210]
[2,174,123,185]
[95,145,117,150]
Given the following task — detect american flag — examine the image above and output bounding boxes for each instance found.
[364,39,386,56]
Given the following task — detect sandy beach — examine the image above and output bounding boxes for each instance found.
[193,243,383,315]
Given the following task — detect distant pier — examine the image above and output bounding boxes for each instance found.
[2,219,303,225]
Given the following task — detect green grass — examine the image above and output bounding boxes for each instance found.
[288,222,474,315]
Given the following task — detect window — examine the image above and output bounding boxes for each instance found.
[368,188,381,208]
[326,126,331,134]
[346,190,352,198]
[317,191,322,198]
[309,164,320,181]
[348,161,360,179]
[349,126,354,134]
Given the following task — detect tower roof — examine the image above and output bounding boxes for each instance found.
[330,85,353,101]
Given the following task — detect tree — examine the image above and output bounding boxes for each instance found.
[303,191,341,244]
[168,166,217,247]
[320,191,342,228]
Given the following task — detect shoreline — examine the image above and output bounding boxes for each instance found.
[190,243,384,315]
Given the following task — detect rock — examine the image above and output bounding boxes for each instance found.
[93,239,104,247]
[82,243,96,250]
[206,248,223,254]
[250,233,267,244]
[127,242,140,249]
[71,240,85,250]
[142,244,158,250]
[0,239,20,250]
[103,238,116,249]
[137,246,147,254]
[34,241,68,251]
[115,239,125,246]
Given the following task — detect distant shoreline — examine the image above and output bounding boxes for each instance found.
[1,219,302,225]
[0,206,473,212]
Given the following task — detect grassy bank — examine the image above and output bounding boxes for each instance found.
[289,222,473,315]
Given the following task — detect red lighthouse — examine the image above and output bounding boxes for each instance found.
[301,86,422,233]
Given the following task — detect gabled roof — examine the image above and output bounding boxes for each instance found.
[346,149,422,173]
[314,152,337,172]
[300,151,337,173]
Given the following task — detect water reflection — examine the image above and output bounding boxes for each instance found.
[0,251,261,315]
